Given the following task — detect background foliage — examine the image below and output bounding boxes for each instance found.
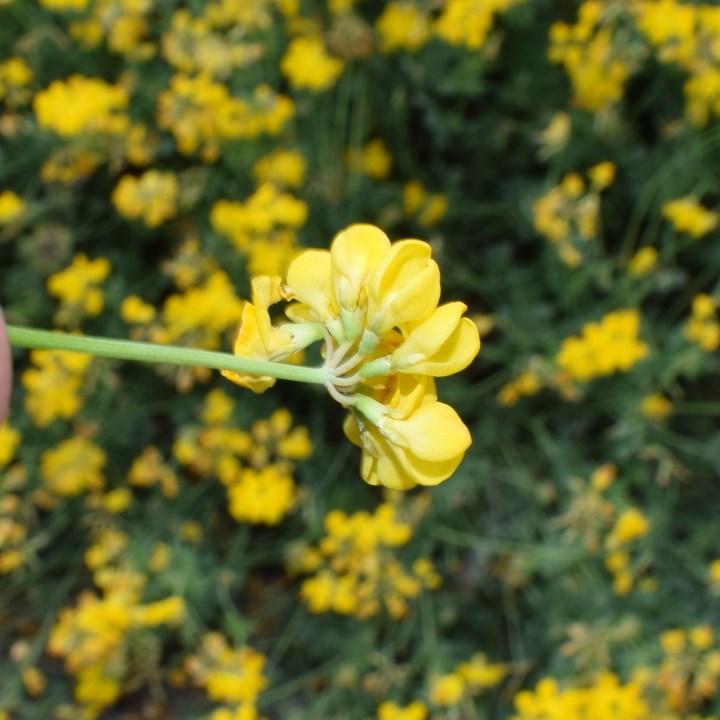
[2,0,720,718]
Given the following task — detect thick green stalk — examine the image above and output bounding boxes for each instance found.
[6,325,327,385]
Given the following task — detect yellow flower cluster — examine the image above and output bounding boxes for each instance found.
[552,465,652,595]
[157,74,293,162]
[604,507,651,596]
[185,632,268,720]
[21,349,93,427]
[126,445,178,498]
[346,138,394,180]
[549,2,638,113]
[68,0,155,59]
[533,163,615,267]
[48,568,185,720]
[684,294,720,352]
[497,369,543,407]
[292,502,440,619]
[47,253,111,327]
[636,2,720,126]
[0,473,30,575]
[0,189,26,225]
[210,183,308,277]
[662,195,718,238]
[402,180,448,228]
[112,169,179,227]
[376,3,432,54]
[0,421,20,468]
[0,56,33,108]
[377,701,428,720]
[556,309,649,383]
[33,75,129,138]
[429,653,507,707]
[40,435,107,497]
[123,269,244,390]
[435,0,523,51]
[656,625,720,712]
[223,224,479,489]
[628,246,659,277]
[161,8,264,78]
[640,393,674,421]
[281,36,345,91]
[252,148,307,189]
[173,390,311,525]
[512,672,653,719]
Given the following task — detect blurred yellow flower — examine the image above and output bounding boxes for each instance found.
[34,75,129,137]
[48,253,111,327]
[346,138,393,179]
[663,196,718,238]
[226,465,295,525]
[606,508,651,548]
[377,701,428,720]
[628,246,659,277]
[556,309,649,382]
[280,36,344,91]
[376,2,431,53]
[0,422,20,467]
[40,436,106,497]
[0,190,26,224]
[640,393,673,421]
[112,169,179,227]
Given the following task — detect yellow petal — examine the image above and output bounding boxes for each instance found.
[379,402,471,463]
[391,303,480,376]
[355,415,459,488]
[285,249,336,323]
[330,224,391,311]
[367,239,440,334]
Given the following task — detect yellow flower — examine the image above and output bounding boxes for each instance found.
[47,253,111,323]
[556,309,649,382]
[346,138,393,179]
[663,195,719,238]
[112,169,179,227]
[378,700,428,720]
[435,0,520,51]
[685,293,720,352]
[376,3,431,53]
[252,148,307,188]
[33,75,129,138]
[281,36,344,91]
[221,276,324,392]
[346,377,471,490]
[121,295,157,324]
[22,667,47,697]
[606,508,650,548]
[661,629,686,655]
[403,181,447,227]
[39,0,88,9]
[40,436,106,496]
[0,190,26,224]
[21,349,93,427]
[223,224,478,488]
[640,393,673,421]
[628,247,659,277]
[537,112,571,159]
[0,422,21,467]
[226,465,295,525]
[587,161,616,190]
[429,673,465,707]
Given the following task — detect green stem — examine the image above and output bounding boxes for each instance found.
[6,325,327,386]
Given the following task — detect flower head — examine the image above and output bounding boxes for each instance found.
[223,224,480,488]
